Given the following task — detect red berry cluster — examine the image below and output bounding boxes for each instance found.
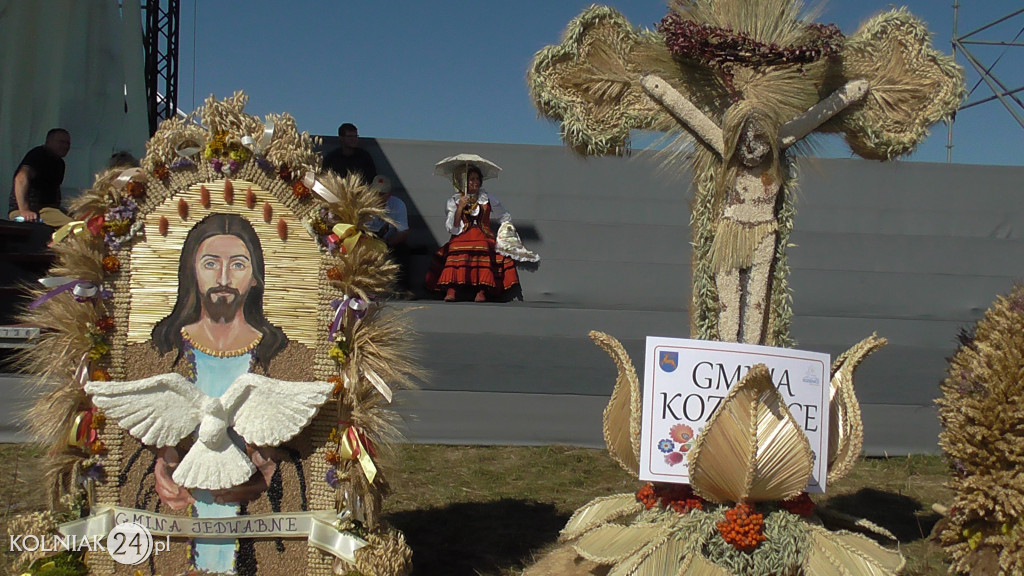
[635,483,705,514]
[717,503,767,551]
[779,492,815,516]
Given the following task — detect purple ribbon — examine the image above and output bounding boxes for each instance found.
[329,297,368,341]
[30,278,106,310]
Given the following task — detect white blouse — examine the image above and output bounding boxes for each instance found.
[443,188,512,235]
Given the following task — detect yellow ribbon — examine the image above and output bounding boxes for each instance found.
[51,220,88,244]
[331,223,386,254]
[67,412,86,447]
[338,426,377,483]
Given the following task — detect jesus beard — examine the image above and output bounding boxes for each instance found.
[202,286,246,323]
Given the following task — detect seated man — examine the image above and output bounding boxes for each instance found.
[366,175,411,294]
[8,128,73,227]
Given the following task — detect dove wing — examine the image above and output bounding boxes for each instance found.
[221,373,332,446]
[84,373,205,447]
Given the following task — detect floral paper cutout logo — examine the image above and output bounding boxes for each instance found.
[662,424,695,466]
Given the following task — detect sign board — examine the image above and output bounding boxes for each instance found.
[639,337,830,493]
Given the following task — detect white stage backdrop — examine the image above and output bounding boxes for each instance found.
[0,0,148,205]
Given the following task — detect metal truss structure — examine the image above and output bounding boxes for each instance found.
[949,3,1024,161]
[141,0,180,136]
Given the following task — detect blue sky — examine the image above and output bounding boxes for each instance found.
[178,1,1022,166]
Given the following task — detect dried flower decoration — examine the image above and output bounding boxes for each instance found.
[325,450,341,466]
[263,202,272,223]
[124,180,146,199]
[326,267,344,282]
[153,164,170,181]
[95,317,115,332]
[178,198,189,220]
[329,339,349,365]
[90,368,111,381]
[86,214,105,236]
[246,187,256,209]
[158,216,169,236]
[325,468,340,489]
[101,256,121,273]
[658,16,844,74]
[87,340,110,361]
[328,375,345,396]
[292,180,311,199]
[277,218,288,241]
[200,185,211,208]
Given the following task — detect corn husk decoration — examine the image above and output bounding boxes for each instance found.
[935,285,1024,576]
[524,331,896,576]
[13,92,420,576]
[529,1,963,346]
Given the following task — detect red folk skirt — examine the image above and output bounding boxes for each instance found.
[425,225,520,295]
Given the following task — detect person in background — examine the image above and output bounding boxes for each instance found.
[425,165,519,302]
[322,122,377,184]
[365,175,412,295]
[8,128,73,227]
[107,150,140,169]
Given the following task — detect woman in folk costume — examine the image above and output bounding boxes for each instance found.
[425,164,520,301]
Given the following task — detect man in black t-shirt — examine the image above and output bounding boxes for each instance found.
[8,128,73,227]
[322,123,377,184]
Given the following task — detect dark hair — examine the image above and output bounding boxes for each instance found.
[466,165,483,181]
[108,150,139,169]
[338,123,358,137]
[151,213,288,366]
[46,128,69,140]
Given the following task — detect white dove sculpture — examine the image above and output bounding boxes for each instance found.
[85,372,333,490]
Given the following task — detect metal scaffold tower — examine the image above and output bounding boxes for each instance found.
[949,3,1024,162]
[142,0,180,136]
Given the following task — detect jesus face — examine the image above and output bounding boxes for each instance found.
[738,119,770,168]
[195,234,257,322]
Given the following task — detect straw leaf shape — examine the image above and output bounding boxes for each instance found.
[675,554,733,576]
[815,507,898,541]
[607,534,700,576]
[591,330,642,475]
[803,526,905,576]
[561,493,643,542]
[839,9,965,160]
[574,524,671,565]
[688,364,813,504]
[528,5,675,156]
[827,334,887,484]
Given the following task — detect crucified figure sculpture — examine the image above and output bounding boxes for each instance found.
[529,2,963,346]
[641,76,868,343]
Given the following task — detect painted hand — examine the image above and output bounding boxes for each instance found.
[154,446,195,510]
[211,446,280,505]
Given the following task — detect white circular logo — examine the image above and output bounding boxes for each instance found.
[106,522,154,565]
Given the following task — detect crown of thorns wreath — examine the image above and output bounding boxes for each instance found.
[658,15,844,72]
